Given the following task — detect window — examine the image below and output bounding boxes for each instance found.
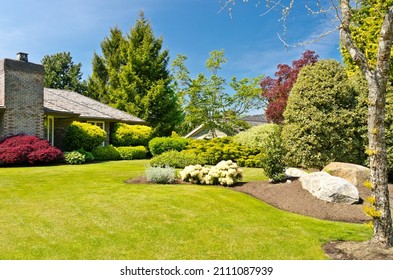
[44,115,54,146]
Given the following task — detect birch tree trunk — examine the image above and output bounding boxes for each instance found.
[340,0,393,246]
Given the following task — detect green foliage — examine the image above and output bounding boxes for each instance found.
[87,12,182,136]
[148,137,188,156]
[149,150,201,168]
[185,137,261,166]
[92,145,121,161]
[111,123,153,147]
[64,151,86,165]
[260,128,286,182]
[145,165,176,184]
[341,0,393,82]
[64,121,107,152]
[77,148,95,162]
[236,153,265,168]
[282,60,365,169]
[117,146,147,160]
[41,52,87,93]
[172,51,262,136]
[233,124,281,149]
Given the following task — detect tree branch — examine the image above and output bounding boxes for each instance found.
[376,6,393,82]
[339,0,371,76]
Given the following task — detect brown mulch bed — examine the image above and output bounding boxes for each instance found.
[125,176,393,259]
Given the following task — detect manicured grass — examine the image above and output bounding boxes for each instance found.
[0,160,371,259]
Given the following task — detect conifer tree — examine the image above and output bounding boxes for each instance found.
[87,12,182,136]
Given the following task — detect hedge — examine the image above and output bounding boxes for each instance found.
[111,123,152,147]
[63,121,106,151]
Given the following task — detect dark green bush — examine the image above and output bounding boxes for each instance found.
[282,60,364,169]
[77,148,95,162]
[260,128,286,182]
[149,150,201,168]
[111,123,153,147]
[148,137,188,157]
[64,121,106,151]
[117,146,147,160]
[92,145,121,161]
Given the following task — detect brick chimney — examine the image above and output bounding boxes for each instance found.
[16,52,29,62]
[0,53,45,138]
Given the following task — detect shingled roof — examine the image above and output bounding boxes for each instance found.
[44,88,147,124]
[241,114,267,126]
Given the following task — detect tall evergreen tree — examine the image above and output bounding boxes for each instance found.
[41,52,86,93]
[87,12,182,136]
[87,26,125,103]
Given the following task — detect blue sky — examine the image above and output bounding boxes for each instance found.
[1,0,341,99]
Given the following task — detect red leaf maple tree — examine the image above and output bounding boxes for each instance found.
[260,50,319,123]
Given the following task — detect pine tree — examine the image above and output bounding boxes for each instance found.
[87,12,182,136]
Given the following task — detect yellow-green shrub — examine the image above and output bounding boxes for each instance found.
[64,121,106,151]
[117,146,147,160]
[111,123,153,147]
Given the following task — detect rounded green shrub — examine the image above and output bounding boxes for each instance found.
[148,137,188,157]
[111,123,153,147]
[77,148,95,162]
[64,121,106,151]
[117,146,147,160]
[282,60,363,169]
[233,124,281,149]
[92,145,121,161]
[184,137,261,166]
[149,150,201,168]
[64,151,85,164]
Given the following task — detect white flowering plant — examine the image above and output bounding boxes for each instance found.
[180,160,242,186]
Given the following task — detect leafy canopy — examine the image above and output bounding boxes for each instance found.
[41,52,87,93]
[260,50,319,124]
[172,49,263,137]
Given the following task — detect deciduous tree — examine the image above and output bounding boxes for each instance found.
[260,50,319,124]
[172,50,263,137]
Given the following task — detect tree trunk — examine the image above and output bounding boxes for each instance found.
[367,77,393,246]
[340,0,393,246]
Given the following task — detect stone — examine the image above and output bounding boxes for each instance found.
[323,162,370,188]
[285,167,308,178]
[299,171,360,204]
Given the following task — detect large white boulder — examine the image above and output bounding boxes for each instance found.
[285,167,308,178]
[299,171,360,204]
[323,162,370,188]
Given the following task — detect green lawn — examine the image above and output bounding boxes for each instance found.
[0,160,371,259]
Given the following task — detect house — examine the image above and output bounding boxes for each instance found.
[184,124,231,140]
[0,53,146,149]
[241,114,267,126]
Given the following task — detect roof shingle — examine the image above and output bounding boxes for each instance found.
[44,88,146,124]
